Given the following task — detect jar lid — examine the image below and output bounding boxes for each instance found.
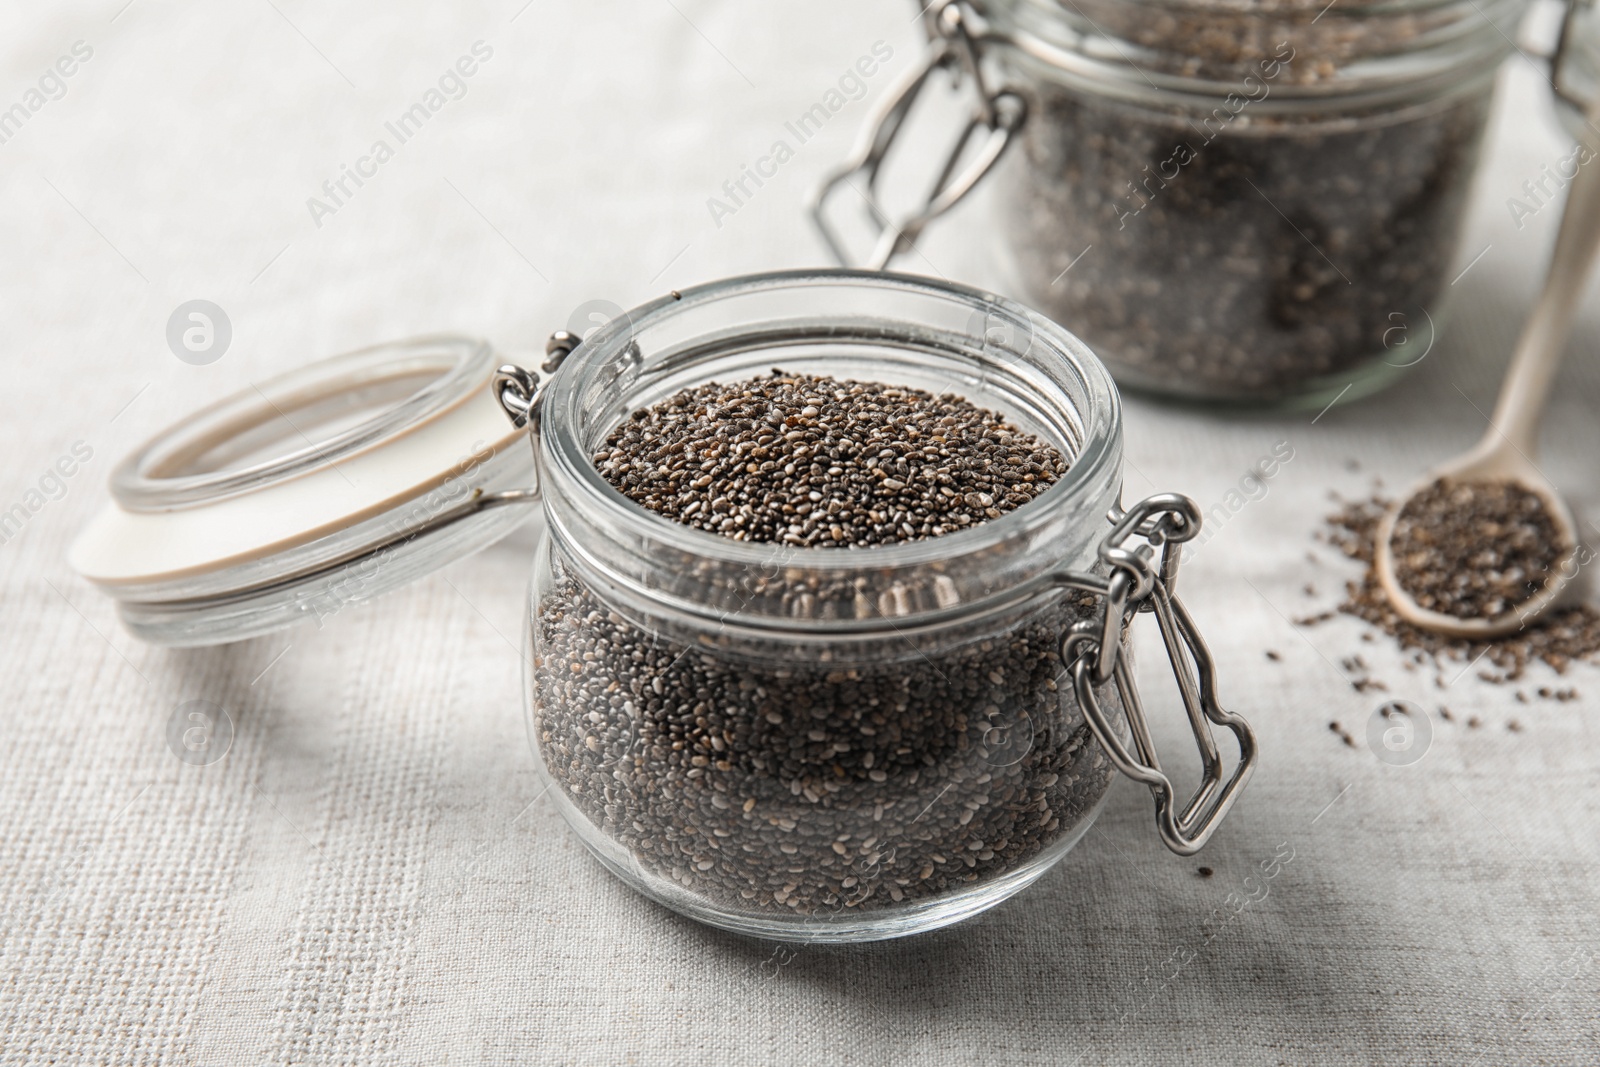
[69,335,536,646]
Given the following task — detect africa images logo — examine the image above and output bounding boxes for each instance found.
[0,41,93,148]
[166,700,234,767]
[1366,700,1431,767]
[1,441,93,547]
[166,300,232,365]
[704,41,893,229]
[305,41,494,228]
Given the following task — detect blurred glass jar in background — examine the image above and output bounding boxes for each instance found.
[818,0,1530,406]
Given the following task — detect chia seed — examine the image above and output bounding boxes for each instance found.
[531,373,1116,918]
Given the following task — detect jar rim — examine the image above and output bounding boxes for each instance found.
[983,0,1524,108]
[110,336,493,511]
[537,269,1124,626]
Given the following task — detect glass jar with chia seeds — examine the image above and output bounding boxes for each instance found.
[815,0,1529,404]
[71,270,1255,942]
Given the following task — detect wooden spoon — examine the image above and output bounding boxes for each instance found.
[1376,115,1600,639]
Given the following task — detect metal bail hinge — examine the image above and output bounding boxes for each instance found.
[810,0,1026,270]
[493,330,578,431]
[1057,494,1258,856]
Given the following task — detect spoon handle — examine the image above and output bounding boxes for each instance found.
[1487,107,1600,456]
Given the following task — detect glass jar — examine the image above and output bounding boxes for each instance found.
[815,0,1528,405]
[71,270,1255,942]
[516,271,1253,940]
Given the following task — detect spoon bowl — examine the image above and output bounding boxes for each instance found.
[1375,444,1579,640]
[1378,101,1600,638]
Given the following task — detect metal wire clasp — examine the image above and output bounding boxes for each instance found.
[493,331,579,431]
[810,0,1025,270]
[1056,494,1258,856]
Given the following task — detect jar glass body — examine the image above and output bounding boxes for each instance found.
[982,0,1526,405]
[522,271,1128,941]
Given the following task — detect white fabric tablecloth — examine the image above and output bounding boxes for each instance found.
[2,2,1597,1064]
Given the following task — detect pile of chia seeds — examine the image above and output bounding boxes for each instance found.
[593,372,1065,548]
[1389,478,1563,621]
[994,7,1496,400]
[531,373,1115,918]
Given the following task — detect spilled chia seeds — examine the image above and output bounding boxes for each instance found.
[532,373,1117,918]
[1305,493,1600,681]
